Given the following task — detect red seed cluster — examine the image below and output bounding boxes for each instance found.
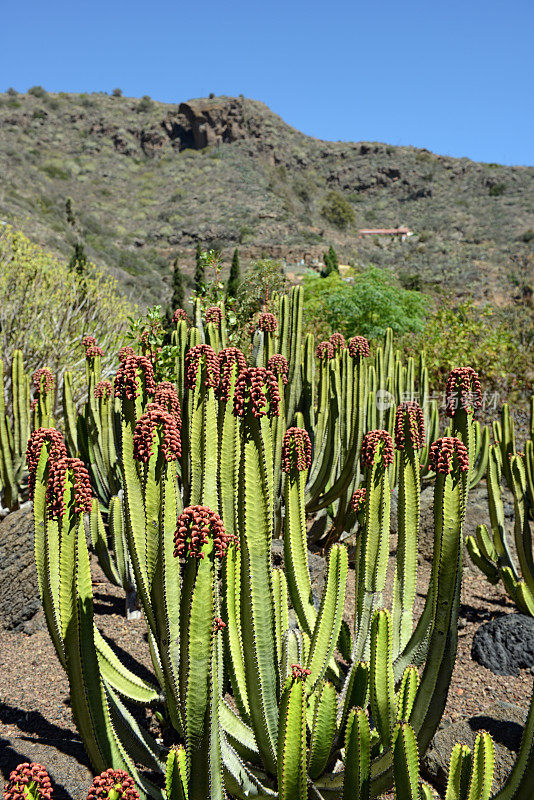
[94,380,113,400]
[114,355,156,400]
[394,402,426,450]
[172,308,188,324]
[316,341,334,361]
[26,428,67,499]
[118,346,135,362]
[233,367,281,418]
[361,430,395,469]
[217,347,247,401]
[82,335,97,348]
[133,403,181,463]
[47,456,92,519]
[4,762,53,800]
[291,664,311,680]
[350,487,367,514]
[214,617,226,631]
[32,368,55,397]
[329,332,346,352]
[184,345,220,391]
[348,336,370,359]
[205,306,222,325]
[154,382,182,427]
[445,367,482,417]
[429,437,469,474]
[173,506,237,560]
[87,769,139,800]
[267,354,289,386]
[282,427,312,473]
[257,312,278,333]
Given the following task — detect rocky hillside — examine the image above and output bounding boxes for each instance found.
[1,89,533,306]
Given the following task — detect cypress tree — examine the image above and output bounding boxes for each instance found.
[194,242,205,294]
[322,244,340,277]
[68,240,88,277]
[171,257,185,311]
[227,248,241,297]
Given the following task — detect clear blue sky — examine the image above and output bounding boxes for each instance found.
[2,0,533,165]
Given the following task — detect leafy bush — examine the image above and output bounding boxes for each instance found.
[521,229,534,243]
[303,266,427,340]
[136,95,154,113]
[489,182,506,197]
[112,87,123,97]
[320,190,355,229]
[0,226,133,407]
[28,85,47,98]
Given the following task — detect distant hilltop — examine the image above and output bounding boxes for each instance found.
[0,89,532,306]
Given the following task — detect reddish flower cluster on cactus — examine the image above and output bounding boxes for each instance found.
[114,355,156,400]
[394,402,426,450]
[4,762,53,800]
[172,308,188,324]
[429,437,469,474]
[350,487,367,514]
[233,367,280,418]
[82,335,104,358]
[184,345,219,390]
[205,306,223,325]
[173,506,237,560]
[26,428,67,499]
[214,617,226,631]
[94,380,113,400]
[361,430,395,468]
[217,347,247,401]
[267,354,289,385]
[316,341,334,360]
[257,312,278,333]
[118,346,135,363]
[291,664,311,680]
[32,368,55,398]
[445,367,482,417]
[133,403,181,463]
[154,382,182,427]
[87,769,139,800]
[348,336,370,359]
[329,332,346,352]
[282,427,312,473]
[47,456,92,519]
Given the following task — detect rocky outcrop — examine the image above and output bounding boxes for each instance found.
[472,614,534,676]
[0,506,44,633]
[162,97,250,151]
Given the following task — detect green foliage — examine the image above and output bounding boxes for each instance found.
[127,305,178,382]
[321,191,355,229]
[136,95,154,113]
[521,229,534,243]
[227,247,241,298]
[194,242,205,294]
[303,266,428,340]
[68,241,88,277]
[28,85,47,98]
[112,88,123,97]
[489,182,506,197]
[406,298,527,391]
[322,245,339,276]
[235,258,288,327]
[0,226,132,406]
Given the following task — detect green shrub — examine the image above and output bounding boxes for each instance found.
[137,94,154,113]
[489,182,506,197]
[320,190,355,229]
[32,108,47,120]
[6,87,18,96]
[521,229,534,243]
[112,87,123,97]
[41,162,71,180]
[28,85,47,98]
[303,265,427,340]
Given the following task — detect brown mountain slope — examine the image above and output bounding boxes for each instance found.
[0,90,533,306]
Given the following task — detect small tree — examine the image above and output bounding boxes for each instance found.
[322,245,339,277]
[194,242,205,294]
[68,241,88,278]
[112,88,123,97]
[227,248,241,297]
[321,191,355,230]
[171,257,185,311]
[65,197,76,227]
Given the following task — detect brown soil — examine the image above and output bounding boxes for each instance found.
[0,536,532,800]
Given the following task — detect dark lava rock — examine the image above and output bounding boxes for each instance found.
[423,701,526,791]
[472,614,534,676]
[0,506,45,633]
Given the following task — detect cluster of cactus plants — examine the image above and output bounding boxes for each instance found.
[1,284,532,798]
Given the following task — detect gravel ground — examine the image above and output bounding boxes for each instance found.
[0,531,532,799]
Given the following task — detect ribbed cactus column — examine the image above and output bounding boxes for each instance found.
[174,506,237,800]
[256,312,279,365]
[31,367,55,429]
[233,366,281,774]
[391,402,425,653]
[445,367,482,497]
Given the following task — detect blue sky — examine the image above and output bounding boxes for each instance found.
[2,0,533,165]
